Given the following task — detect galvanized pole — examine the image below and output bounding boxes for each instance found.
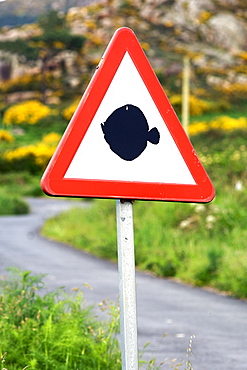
[116,199,139,370]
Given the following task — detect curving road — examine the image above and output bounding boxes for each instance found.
[0,197,246,369]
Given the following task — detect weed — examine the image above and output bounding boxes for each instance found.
[0,268,121,370]
[139,335,195,369]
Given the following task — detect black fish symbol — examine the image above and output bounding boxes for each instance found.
[101,104,160,161]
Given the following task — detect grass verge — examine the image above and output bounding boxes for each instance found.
[41,129,247,299]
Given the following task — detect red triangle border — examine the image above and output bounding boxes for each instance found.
[41,27,215,203]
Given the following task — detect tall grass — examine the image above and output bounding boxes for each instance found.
[0,268,121,370]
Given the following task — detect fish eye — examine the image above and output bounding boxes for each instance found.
[125,105,128,111]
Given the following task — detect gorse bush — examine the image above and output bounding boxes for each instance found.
[189,116,247,136]
[0,74,42,94]
[0,130,14,142]
[2,132,61,173]
[168,95,224,116]
[0,268,121,370]
[0,73,63,95]
[3,100,52,125]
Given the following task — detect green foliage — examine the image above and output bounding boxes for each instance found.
[0,152,38,175]
[0,11,85,60]
[38,10,66,31]
[0,172,42,197]
[192,128,247,185]
[0,39,39,60]
[0,189,29,215]
[35,10,85,53]
[0,268,121,370]
[31,29,85,54]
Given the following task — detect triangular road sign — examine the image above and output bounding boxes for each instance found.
[41,27,215,203]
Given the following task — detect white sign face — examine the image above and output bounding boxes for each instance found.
[64,52,195,185]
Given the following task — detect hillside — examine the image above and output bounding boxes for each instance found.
[0,0,91,26]
[0,0,246,108]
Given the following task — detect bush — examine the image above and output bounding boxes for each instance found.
[0,130,14,142]
[0,73,63,95]
[2,132,61,174]
[3,100,52,125]
[0,74,42,94]
[0,268,121,370]
[189,116,247,136]
[0,172,44,197]
[0,190,29,215]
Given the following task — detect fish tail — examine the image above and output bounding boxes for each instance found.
[148,127,160,144]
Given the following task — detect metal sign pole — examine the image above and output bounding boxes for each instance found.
[116,199,139,370]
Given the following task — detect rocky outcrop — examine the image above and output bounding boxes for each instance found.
[0,0,246,100]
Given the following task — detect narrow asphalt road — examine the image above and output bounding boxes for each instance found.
[0,197,246,369]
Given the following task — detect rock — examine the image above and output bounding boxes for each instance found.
[205,13,247,51]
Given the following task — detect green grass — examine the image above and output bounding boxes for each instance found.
[0,268,121,370]
[41,128,247,299]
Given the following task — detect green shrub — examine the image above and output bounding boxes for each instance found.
[0,172,43,197]
[0,268,121,370]
[0,190,29,215]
